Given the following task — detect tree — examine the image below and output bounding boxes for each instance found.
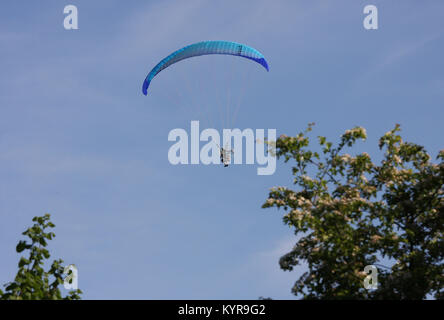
[263,124,443,299]
[0,214,82,300]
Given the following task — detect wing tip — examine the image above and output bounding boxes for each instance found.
[260,57,269,72]
[142,79,149,95]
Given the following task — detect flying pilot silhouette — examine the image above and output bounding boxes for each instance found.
[218,145,234,167]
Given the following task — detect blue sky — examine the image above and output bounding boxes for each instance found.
[1,0,443,299]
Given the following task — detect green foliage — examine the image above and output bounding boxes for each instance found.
[263,124,444,299]
[0,214,82,300]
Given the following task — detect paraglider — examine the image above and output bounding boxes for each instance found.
[142,40,269,95]
[147,42,271,171]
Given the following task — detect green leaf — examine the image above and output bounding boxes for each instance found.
[16,241,29,253]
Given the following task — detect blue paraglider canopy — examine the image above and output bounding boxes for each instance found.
[142,41,269,95]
